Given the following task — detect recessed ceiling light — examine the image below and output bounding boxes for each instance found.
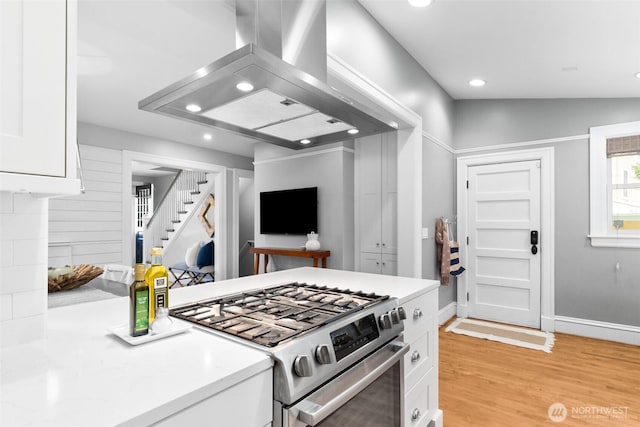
[300,139,311,145]
[408,0,432,7]
[236,81,254,92]
[348,128,359,135]
[469,79,486,87]
[635,72,640,79]
[186,104,202,112]
[203,133,212,141]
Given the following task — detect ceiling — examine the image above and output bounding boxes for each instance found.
[130,161,180,178]
[359,0,640,100]
[77,0,640,160]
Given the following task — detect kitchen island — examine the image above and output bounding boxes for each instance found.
[1,267,440,426]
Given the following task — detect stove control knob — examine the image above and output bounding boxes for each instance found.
[315,344,336,365]
[293,355,313,377]
[379,313,392,330]
[397,307,407,320]
[389,309,400,324]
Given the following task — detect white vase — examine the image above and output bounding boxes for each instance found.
[305,232,321,251]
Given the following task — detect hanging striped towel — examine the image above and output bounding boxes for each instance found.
[449,242,466,276]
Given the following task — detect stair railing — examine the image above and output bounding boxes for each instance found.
[143,170,208,259]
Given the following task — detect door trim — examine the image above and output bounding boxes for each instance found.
[456,147,555,332]
[121,150,226,275]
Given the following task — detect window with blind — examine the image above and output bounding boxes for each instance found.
[589,122,640,248]
[608,135,640,230]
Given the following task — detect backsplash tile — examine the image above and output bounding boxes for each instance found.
[0,241,13,268]
[0,192,48,347]
[0,295,12,321]
[13,238,47,266]
[0,192,13,213]
[13,193,48,214]
[13,290,47,318]
[0,210,47,240]
[0,264,46,294]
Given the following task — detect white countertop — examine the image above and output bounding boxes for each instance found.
[1,268,437,427]
[167,267,439,306]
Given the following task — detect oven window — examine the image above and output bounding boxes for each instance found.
[315,361,401,427]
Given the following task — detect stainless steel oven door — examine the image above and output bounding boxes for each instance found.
[279,340,408,427]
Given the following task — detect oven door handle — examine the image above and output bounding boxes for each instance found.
[295,340,409,426]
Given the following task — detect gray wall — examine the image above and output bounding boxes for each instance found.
[454,98,640,327]
[455,98,640,149]
[422,139,457,308]
[327,0,457,301]
[253,142,354,272]
[327,0,455,145]
[149,174,177,209]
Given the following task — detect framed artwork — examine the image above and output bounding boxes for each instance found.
[199,193,215,236]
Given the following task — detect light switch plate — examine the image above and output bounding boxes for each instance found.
[421,227,429,239]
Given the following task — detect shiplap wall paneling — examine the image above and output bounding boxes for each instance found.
[48,145,124,267]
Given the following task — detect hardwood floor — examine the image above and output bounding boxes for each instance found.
[439,321,640,426]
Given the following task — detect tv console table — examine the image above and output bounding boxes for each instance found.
[250,247,331,275]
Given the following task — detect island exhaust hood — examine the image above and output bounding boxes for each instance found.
[138,0,396,150]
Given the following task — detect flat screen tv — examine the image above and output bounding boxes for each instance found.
[260,187,318,235]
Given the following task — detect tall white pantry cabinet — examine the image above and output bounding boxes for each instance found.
[355,131,398,275]
[1,0,80,195]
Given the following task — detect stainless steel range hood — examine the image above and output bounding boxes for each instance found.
[138,0,395,150]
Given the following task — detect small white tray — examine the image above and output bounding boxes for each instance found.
[109,320,192,346]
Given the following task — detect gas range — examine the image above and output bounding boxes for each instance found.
[170,282,406,405]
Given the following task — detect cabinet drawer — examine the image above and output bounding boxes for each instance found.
[404,368,437,427]
[401,291,436,344]
[404,327,434,391]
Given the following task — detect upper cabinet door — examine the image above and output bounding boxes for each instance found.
[1,0,67,177]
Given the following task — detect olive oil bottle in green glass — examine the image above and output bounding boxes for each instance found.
[145,247,169,324]
[130,263,149,337]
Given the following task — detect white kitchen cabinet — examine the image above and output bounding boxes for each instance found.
[400,287,439,427]
[355,131,397,274]
[359,252,397,275]
[0,0,80,194]
[151,368,272,427]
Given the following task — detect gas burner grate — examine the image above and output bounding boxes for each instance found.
[169,282,389,347]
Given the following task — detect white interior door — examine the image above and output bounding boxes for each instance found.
[467,160,541,328]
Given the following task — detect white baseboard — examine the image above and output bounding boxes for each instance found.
[438,302,457,325]
[555,316,640,346]
[439,310,639,345]
[541,315,555,332]
[430,409,444,427]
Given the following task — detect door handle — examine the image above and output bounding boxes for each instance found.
[530,230,539,245]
